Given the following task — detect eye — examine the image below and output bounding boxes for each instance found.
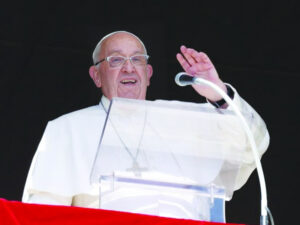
[110,56,123,63]
[131,56,141,62]
[131,56,146,64]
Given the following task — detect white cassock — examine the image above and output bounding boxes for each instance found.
[22,85,269,220]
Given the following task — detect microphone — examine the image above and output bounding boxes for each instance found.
[175,71,272,225]
[175,73,196,86]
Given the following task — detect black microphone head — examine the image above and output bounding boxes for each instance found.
[175,72,195,86]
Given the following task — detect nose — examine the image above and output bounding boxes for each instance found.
[121,59,135,73]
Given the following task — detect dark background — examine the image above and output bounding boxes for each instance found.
[0,1,299,224]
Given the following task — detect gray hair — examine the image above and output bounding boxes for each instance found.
[92,31,147,64]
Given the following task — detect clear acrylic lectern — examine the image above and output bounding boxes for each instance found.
[90,98,251,222]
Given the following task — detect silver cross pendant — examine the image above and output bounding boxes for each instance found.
[126,161,148,177]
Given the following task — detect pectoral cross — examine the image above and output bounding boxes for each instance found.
[126,161,148,177]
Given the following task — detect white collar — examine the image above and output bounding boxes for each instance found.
[100,95,110,112]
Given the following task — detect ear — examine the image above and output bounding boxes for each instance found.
[146,64,153,86]
[89,66,102,88]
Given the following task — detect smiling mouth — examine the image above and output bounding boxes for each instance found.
[120,79,137,85]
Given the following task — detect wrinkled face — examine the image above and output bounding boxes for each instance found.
[90,33,153,100]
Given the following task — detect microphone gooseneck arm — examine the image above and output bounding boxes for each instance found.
[175,72,272,225]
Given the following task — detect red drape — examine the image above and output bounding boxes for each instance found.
[0,198,245,225]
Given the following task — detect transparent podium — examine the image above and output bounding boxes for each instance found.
[90,98,251,222]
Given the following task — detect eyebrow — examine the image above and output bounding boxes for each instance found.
[107,50,145,56]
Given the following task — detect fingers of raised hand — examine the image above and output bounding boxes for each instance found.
[183,47,203,63]
[196,52,211,64]
[177,46,213,74]
[180,46,197,65]
[180,45,212,65]
[176,53,192,73]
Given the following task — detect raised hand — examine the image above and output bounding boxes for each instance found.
[176,45,227,102]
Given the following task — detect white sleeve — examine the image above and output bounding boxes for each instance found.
[22,107,104,207]
[221,84,270,190]
[22,121,74,206]
[25,191,72,206]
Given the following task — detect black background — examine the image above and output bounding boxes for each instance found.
[0,1,299,224]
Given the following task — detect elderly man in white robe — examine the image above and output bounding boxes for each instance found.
[22,31,269,221]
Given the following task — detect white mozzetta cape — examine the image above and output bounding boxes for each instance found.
[23,89,269,208]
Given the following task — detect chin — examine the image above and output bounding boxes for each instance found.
[125,95,141,100]
[117,92,143,100]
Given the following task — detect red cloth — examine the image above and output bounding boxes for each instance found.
[0,198,245,225]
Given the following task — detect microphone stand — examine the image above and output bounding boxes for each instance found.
[175,73,273,225]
